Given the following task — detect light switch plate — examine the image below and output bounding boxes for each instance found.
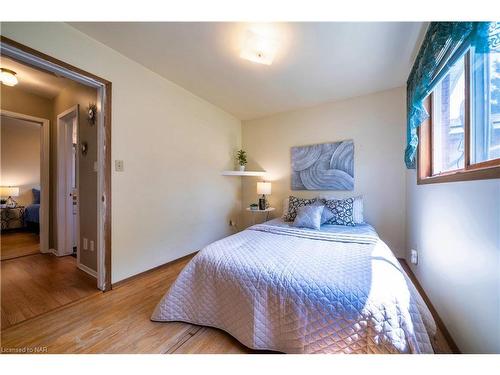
[410,249,418,265]
[115,160,124,172]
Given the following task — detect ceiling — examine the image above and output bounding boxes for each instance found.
[0,56,70,98]
[69,22,425,120]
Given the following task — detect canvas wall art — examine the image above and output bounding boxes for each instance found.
[291,140,354,190]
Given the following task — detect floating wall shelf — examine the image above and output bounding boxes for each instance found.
[221,171,266,177]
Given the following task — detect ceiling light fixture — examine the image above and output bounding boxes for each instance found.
[240,30,278,66]
[0,68,18,86]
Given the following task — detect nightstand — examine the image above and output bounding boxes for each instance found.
[0,206,26,230]
[246,207,275,225]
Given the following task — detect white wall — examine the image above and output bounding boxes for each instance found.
[0,116,41,206]
[406,171,500,353]
[242,87,407,256]
[1,22,242,282]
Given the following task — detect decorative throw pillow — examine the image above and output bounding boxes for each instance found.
[320,194,364,223]
[283,196,317,222]
[323,197,355,226]
[313,199,335,224]
[292,204,324,230]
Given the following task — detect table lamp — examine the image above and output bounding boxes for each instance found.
[257,181,271,210]
[0,186,19,208]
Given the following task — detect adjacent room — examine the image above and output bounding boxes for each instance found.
[0,55,100,330]
[0,19,499,361]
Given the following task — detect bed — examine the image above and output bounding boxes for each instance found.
[24,189,40,233]
[152,218,436,354]
[24,203,40,232]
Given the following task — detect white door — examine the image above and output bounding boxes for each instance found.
[56,106,79,256]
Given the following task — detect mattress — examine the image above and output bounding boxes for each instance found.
[152,219,436,353]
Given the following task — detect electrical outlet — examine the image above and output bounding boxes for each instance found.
[115,160,124,172]
[83,238,88,250]
[410,249,418,265]
[90,240,94,252]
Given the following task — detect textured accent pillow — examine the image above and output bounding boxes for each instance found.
[320,194,364,223]
[283,196,317,222]
[292,204,324,230]
[282,197,290,219]
[323,197,355,226]
[313,199,335,224]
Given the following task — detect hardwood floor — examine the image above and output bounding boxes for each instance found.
[1,231,40,261]
[0,253,454,354]
[1,253,98,330]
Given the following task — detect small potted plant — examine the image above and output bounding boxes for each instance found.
[236,149,247,171]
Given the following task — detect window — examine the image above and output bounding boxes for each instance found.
[418,49,500,184]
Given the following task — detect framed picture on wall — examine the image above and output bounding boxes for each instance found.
[291,140,354,190]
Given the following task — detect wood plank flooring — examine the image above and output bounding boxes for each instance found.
[1,253,98,330]
[1,231,40,260]
[0,253,454,354]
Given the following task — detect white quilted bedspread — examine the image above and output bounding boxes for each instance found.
[152,222,436,354]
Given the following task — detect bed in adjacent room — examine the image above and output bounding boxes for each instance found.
[152,198,437,354]
[24,188,40,233]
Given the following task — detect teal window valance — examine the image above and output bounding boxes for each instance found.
[405,22,500,169]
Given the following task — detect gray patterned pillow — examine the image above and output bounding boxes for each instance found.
[313,199,335,224]
[283,196,317,222]
[292,204,324,230]
[323,197,355,226]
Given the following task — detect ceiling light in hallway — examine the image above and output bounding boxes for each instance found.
[0,68,18,86]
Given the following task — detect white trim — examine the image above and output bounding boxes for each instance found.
[56,106,79,257]
[77,262,98,278]
[0,109,50,254]
[96,87,106,291]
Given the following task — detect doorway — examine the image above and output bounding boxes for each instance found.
[1,36,112,330]
[0,111,49,259]
[1,36,112,291]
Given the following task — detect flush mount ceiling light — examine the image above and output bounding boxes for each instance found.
[240,30,278,66]
[0,68,18,86]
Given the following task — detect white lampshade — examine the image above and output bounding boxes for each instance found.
[257,181,272,195]
[0,186,19,197]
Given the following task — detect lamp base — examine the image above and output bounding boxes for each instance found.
[258,196,266,210]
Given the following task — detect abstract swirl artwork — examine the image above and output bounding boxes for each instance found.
[291,140,354,190]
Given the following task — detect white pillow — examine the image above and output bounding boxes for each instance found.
[319,194,364,224]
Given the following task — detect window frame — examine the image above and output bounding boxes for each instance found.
[417,51,500,185]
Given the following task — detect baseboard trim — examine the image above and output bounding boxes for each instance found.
[77,262,98,278]
[112,251,198,289]
[398,258,461,354]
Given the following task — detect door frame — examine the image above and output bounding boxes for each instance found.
[0,36,113,291]
[0,109,50,254]
[56,105,79,258]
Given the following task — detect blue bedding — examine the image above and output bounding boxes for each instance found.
[24,204,40,224]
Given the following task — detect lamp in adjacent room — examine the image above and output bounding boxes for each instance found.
[0,186,20,208]
[257,181,271,210]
